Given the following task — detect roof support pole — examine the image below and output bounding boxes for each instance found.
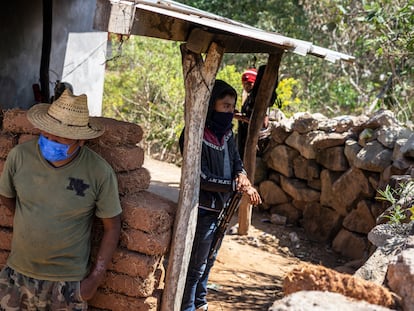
[161,42,224,311]
[238,51,283,235]
[40,0,53,102]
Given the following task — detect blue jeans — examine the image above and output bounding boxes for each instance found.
[181,209,220,311]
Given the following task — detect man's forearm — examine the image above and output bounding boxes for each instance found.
[81,214,121,300]
[91,215,121,280]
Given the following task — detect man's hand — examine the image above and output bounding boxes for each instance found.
[235,174,262,205]
[233,113,250,124]
[80,272,103,301]
[244,186,262,205]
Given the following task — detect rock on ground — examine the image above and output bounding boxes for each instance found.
[268,291,393,311]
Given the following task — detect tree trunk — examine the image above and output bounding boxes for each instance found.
[161,42,224,311]
[238,52,283,235]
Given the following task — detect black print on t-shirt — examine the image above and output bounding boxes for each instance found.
[66,177,90,197]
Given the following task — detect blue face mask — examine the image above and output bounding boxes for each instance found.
[38,134,79,162]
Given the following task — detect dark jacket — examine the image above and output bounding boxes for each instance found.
[179,80,245,212]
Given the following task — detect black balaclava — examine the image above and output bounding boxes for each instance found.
[206,80,237,140]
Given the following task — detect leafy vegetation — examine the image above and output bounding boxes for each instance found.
[102,0,414,162]
[300,0,414,122]
[103,36,302,161]
[376,181,414,224]
[103,36,185,162]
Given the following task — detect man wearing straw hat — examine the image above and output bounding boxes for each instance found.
[0,89,122,310]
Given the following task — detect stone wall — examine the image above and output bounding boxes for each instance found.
[0,109,177,311]
[257,109,414,260]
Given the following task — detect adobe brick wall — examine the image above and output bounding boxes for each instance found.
[0,108,177,311]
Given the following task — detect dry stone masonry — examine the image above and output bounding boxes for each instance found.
[263,109,414,310]
[259,109,414,260]
[1,106,413,310]
[0,109,177,311]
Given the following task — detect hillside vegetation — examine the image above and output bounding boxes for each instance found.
[103,0,413,162]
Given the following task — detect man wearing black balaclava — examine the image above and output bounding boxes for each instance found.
[179,80,261,311]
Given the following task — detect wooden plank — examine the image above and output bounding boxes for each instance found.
[238,52,283,235]
[186,28,214,54]
[161,42,224,311]
[93,1,354,61]
[94,0,135,35]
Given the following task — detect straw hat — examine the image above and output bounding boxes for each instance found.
[27,89,104,140]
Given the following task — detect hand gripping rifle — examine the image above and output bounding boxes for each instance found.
[208,191,244,260]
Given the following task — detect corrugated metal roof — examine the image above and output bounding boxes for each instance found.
[96,0,355,63]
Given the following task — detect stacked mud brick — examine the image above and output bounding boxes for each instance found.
[0,109,177,311]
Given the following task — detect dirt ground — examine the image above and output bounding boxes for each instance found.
[144,156,346,311]
[207,212,346,311]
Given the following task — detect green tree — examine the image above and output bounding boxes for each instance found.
[178,0,308,36]
[300,0,414,123]
[103,36,185,162]
[103,1,414,162]
[178,0,414,124]
[103,36,252,162]
[178,0,311,74]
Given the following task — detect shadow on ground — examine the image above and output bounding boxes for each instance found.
[208,270,284,311]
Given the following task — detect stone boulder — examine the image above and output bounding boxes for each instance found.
[285,131,319,159]
[259,180,290,206]
[386,245,414,311]
[401,133,414,158]
[346,140,393,173]
[268,291,393,311]
[264,145,299,177]
[301,202,341,242]
[332,228,368,259]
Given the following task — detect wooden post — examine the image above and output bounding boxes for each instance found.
[238,52,283,235]
[161,42,224,311]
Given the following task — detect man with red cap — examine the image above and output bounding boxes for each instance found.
[237,65,276,161]
[241,68,257,105]
[237,68,258,160]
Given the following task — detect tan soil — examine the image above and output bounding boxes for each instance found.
[144,156,345,311]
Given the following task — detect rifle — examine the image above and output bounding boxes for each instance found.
[208,191,244,260]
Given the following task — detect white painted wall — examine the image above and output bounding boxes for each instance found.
[0,0,107,115]
[61,32,107,116]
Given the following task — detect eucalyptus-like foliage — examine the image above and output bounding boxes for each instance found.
[178,0,414,125]
[301,0,414,124]
[178,0,309,36]
[103,36,185,162]
[103,0,413,162]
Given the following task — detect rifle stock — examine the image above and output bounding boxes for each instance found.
[208,191,243,259]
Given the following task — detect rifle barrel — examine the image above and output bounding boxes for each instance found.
[208,191,243,259]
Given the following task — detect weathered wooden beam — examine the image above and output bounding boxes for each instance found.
[238,52,283,235]
[186,28,214,54]
[161,42,224,311]
[94,0,136,34]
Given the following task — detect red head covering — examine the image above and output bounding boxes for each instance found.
[241,68,257,83]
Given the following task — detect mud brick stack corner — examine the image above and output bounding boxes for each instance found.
[0,109,177,311]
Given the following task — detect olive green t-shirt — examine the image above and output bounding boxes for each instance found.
[0,139,122,281]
